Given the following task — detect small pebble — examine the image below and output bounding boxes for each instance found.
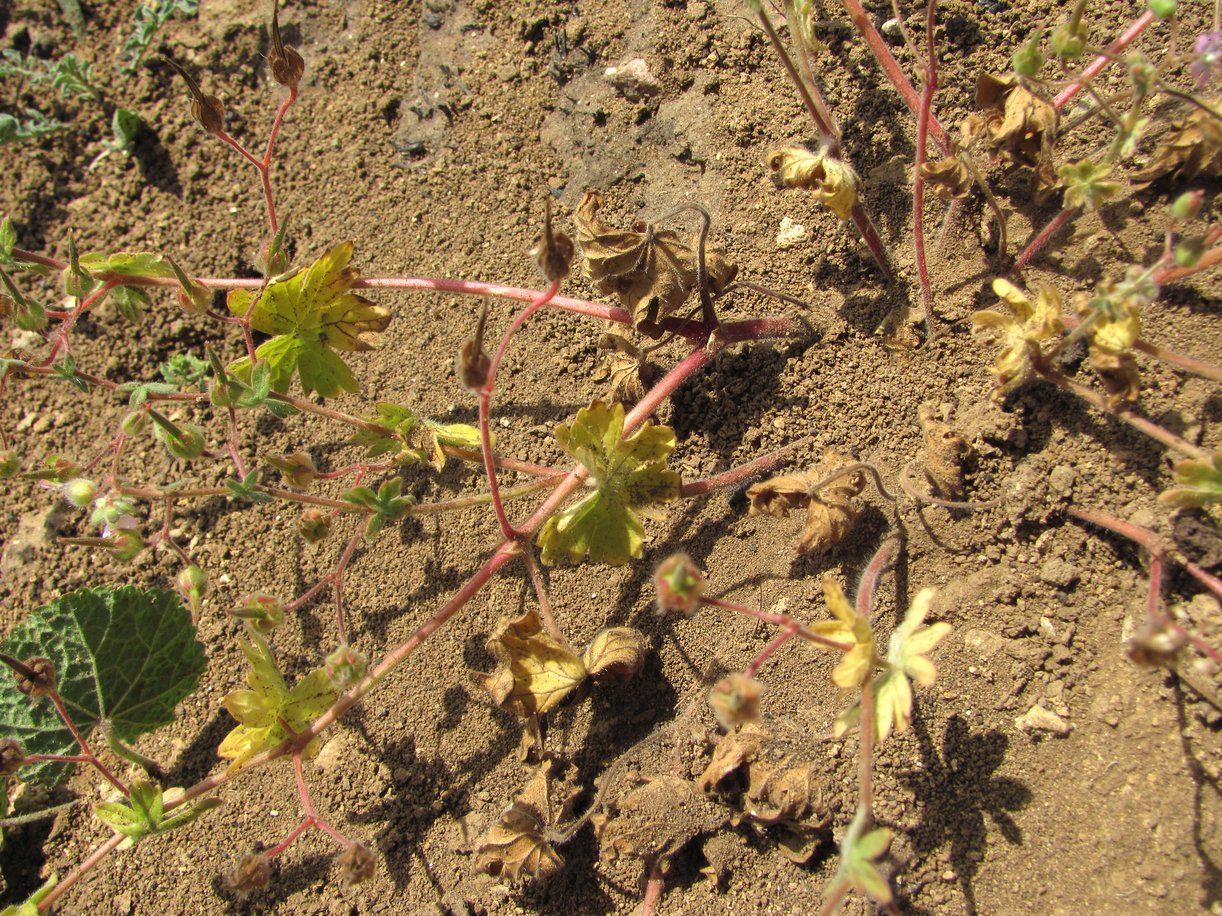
[1015,704,1072,737]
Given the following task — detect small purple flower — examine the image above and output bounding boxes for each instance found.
[1191,31,1222,87]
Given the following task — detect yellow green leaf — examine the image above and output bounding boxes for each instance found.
[226,242,390,397]
[971,279,1064,399]
[482,610,587,718]
[538,401,681,566]
[811,577,876,690]
[217,633,337,772]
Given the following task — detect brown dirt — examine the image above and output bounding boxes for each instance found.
[1,0,1220,914]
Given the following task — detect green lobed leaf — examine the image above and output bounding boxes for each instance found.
[1159,451,1222,508]
[537,401,681,566]
[0,587,206,784]
[79,251,174,279]
[225,242,390,398]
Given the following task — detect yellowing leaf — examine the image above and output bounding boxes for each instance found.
[767,147,861,221]
[537,401,681,566]
[971,279,1064,399]
[1159,450,1222,508]
[482,610,587,718]
[79,251,175,278]
[217,633,337,772]
[226,242,390,397]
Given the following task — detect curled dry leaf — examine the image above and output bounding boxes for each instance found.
[1130,99,1222,184]
[746,449,865,554]
[917,404,972,500]
[592,775,722,867]
[920,154,973,201]
[767,147,861,221]
[975,74,1058,188]
[476,766,565,882]
[574,191,737,336]
[595,331,653,404]
[482,610,587,718]
[582,627,647,682]
[697,723,830,863]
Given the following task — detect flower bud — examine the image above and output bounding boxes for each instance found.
[13,657,56,698]
[120,409,148,437]
[62,477,97,509]
[337,842,377,885]
[653,553,705,617]
[156,420,207,461]
[325,643,367,689]
[269,451,318,489]
[254,236,290,278]
[176,565,207,600]
[14,299,46,331]
[230,594,285,634]
[107,529,145,563]
[530,198,573,283]
[175,282,212,315]
[299,507,332,543]
[1148,0,1177,19]
[224,851,271,898]
[0,738,25,776]
[0,450,22,478]
[708,672,762,730]
[1170,190,1205,222]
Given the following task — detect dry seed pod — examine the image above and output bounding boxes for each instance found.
[767,147,861,221]
[12,656,56,697]
[163,57,226,136]
[269,1,305,89]
[530,198,574,283]
[0,738,25,776]
[708,672,763,729]
[457,300,491,391]
[336,842,377,885]
[975,73,1058,188]
[224,852,271,899]
[917,403,972,500]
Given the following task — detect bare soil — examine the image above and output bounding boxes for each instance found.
[1,0,1220,914]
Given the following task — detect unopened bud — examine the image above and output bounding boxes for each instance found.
[176,565,207,600]
[14,299,46,331]
[299,507,332,543]
[62,477,98,509]
[254,235,290,278]
[176,282,212,315]
[268,452,318,489]
[708,672,763,730]
[107,529,145,563]
[0,738,25,776]
[1170,190,1205,222]
[654,553,705,617]
[231,594,285,634]
[0,450,21,478]
[457,300,491,392]
[325,643,367,688]
[13,657,56,698]
[121,410,148,437]
[224,851,271,898]
[337,841,377,885]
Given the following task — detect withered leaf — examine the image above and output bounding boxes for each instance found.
[975,74,1058,188]
[697,723,830,864]
[482,610,587,718]
[475,766,564,881]
[746,449,865,554]
[767,147,861,220]
[920,154,972,201]
[574,191,737,335]
[1130,99,1222,184]
[592,775,722,866]
[917,403,972,500]
[581,627,647,682]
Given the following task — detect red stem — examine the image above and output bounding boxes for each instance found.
[1053,11,1157,110]
[1011,207,1078,273]
[912,0,938,331]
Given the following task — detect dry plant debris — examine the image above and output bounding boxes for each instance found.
[746,449,866,553]
[917,403,972,499]
[574,191,737,335]
[1130,97,1222,183]
[766,146,862,220]
[475,764,567,881]
[974,73,1059,188]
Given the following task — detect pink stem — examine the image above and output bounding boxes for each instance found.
[1054,11,1157,110]
[36,832,126,913]
[913,0,938,331]
[1011,207,1078,273]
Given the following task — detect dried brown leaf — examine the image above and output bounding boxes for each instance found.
[482,610,586,718]
[1130,99,1222,184]
[746,450,864,554]
[593,775,721,866]
[582,627,647,682]
[475,766,564,881]
[1089,349,1141,407]
[976,74,1058,187]
[766,147,861,220]
[920,154,972,201]
[574,191,737,335]
[917,403,972,500]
